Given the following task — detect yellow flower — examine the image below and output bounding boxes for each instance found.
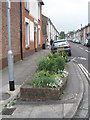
[50,53,53,57]
[62,52,63,58]
[47,57,50,61]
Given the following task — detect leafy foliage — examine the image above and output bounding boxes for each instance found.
[30,71,63,88]
[38,52,66,74]
[60,31,65,39]
[29,52,68,88]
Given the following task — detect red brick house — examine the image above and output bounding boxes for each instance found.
[81,25,88,44]
[1,0,44,69]
[22,0,44,57]
[42,14,60,48]
[1,2,21,69]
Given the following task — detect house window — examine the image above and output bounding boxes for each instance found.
[38,27,40,45]
[25,0,29,10]
[38,3,40,20]
[30,21,34,41]
[25,22,29,48]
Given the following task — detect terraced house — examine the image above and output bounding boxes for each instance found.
[42,14,59,47]
[1,0,44,69]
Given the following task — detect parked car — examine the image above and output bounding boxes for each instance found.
[84,39,90,47]
[51,39,71,56]
[75,39,81,44]
[67,38,72,42]
[72,38,76,42]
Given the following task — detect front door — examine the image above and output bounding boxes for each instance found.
[34,24,37,51]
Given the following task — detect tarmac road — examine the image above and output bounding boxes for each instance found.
[69,41,90,73]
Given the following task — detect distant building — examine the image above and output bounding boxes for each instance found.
[42,15,59,47]
[81,26,88,44]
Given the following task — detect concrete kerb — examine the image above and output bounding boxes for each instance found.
[64,62,84,118]
[1,85,20,113]
[78,64,90,84]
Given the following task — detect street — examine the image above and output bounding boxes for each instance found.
[69,42,89,72]
[69,42,90,118]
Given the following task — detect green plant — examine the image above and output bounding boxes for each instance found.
[12,101,16,106]
[59,52,69,62]
[37,57,49,71]
[30,71,54,88]
[29,71,63,88]
[38,52,66,74]
[4,104,7,108]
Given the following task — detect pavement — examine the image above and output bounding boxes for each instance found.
[0,48,88,119]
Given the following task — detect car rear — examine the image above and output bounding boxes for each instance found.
[51,40,71,56]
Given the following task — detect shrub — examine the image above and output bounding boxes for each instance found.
[37,57,48,71]
[29,71,63,88]
[59,52,68,62]
[30,71,54,88]
[29,53,68,88]
[38,52,65,74]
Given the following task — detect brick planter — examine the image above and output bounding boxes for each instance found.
[20,76,68,101]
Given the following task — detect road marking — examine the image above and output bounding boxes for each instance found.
[71,57,77,62]
[77,45,79,47]
[77,57,86,60]
[80,47,83,50]
[78,64,90,84]
[85,49,90,53]
[71,57,86,62]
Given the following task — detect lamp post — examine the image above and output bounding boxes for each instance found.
[80,24,82,42]
[7,0,15,91]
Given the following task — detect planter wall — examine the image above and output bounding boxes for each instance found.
[20,76,68,101]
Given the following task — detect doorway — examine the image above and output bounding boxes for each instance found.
[34,24,37,51]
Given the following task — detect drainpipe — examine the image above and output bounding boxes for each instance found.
[20,0,23,60]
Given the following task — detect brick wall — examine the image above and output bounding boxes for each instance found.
[1,1,43,69]
[0,2,2,69]
[1,2,21,69]
[42,15,48,44]
[22,1,43,57]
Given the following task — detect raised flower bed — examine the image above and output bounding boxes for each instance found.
[20,52,69,101]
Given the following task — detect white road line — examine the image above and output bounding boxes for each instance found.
[78,64,90,83]
[80,47,83,50]
[85,49,90,53]
[77,57,86,60]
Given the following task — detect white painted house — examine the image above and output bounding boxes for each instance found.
[42,15,60,48]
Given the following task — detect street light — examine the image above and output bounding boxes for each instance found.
[80,24,82,41]
[7,0,15,91]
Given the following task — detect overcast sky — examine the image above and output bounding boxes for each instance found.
[42,0,89,33]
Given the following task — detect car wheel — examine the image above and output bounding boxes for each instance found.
[69,52,71,56]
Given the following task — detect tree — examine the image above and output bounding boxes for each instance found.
[60,31,65,39]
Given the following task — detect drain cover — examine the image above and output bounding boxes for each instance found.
[2,108,16,115]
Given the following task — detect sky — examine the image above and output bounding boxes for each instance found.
[42,0,89,33]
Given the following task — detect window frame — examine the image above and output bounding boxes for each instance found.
[25,0,29,11]
[38,3,40,20]
[38,26,41,45]
[25,22,30,49]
